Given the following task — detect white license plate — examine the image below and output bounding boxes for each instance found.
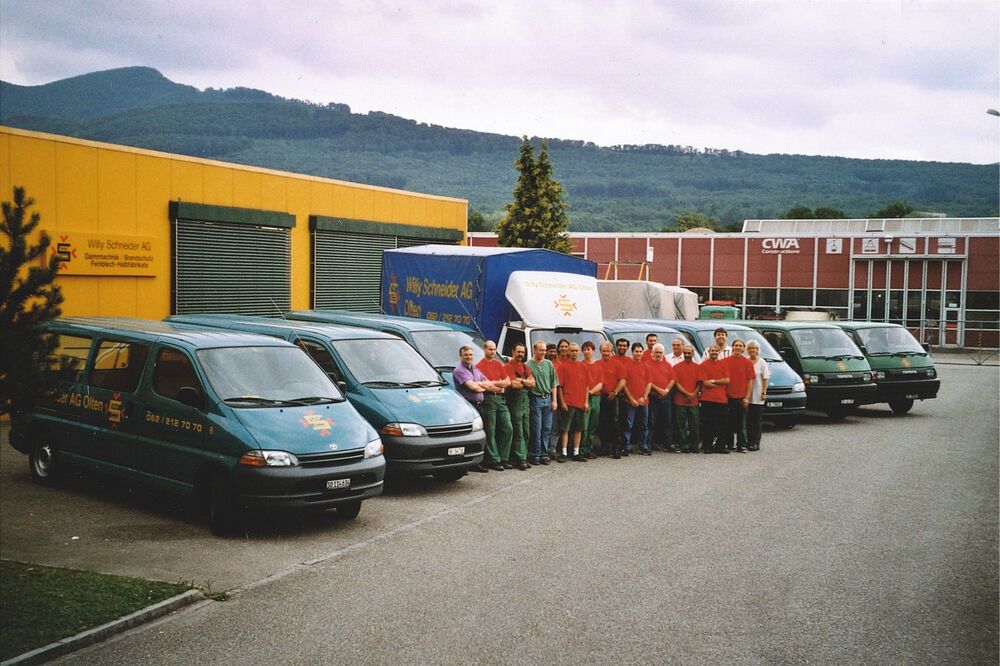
[766,401,781,408]
[447,446,465,456]
[906,394,919,399]
[326,478,351,490]
[840,399,855,405]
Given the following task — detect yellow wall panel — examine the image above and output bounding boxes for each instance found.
[5,135,56,232]
[97,277,137,317]
[310,181,333,216]
[354,187,375,220]
[329,183,354,218]
[201,164,233,207]
[170,160,204,202]
[134,154,172,317]
[97,149,136,234]
[56,142,100,232]
[59,277,101,317]
[290,223,311,310]
[232,169,261,209]
[260,174,287,212]
[285,178,310,218]
[0,134,10,196]
[372,190,393,222]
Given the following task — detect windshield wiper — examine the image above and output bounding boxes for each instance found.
[223,396,295,406]
[827,354,864,360]
[285,396,345,405]
[799,355,828,359]
[362,380,407,388]
[400,380,447,387]
[893,350,927,357]
[867,351,894,356]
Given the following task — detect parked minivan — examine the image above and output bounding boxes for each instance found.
[831,321,940,414]
[740,320,877,419]
[285,310,484,386]
[603,320,693,359]
[9,318,385,535]
[640,319,808,427]
[168,314,486,481]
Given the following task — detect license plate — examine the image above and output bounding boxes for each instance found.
[906,394,919,399]
[447,446,465,456]
[326,478,351,490]
[840,399,855,405]
[766,401,781,408]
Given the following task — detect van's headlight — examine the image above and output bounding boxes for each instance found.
[472,416,484,431]
[862,373,873,382]
[927,368,936,378]
[804,374,820,384]
[380,422,427,437]
[874,371,886,380]
[238,450,299,467]
[364,438,384,459]
[792,382,806,393]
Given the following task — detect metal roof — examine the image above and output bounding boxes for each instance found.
[50,317,289,347]
[166,314,398,340]
[287,310,471,333]
[741,217,999,235]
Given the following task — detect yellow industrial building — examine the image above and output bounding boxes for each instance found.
[0,125,467,318]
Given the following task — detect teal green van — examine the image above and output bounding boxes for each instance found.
[9,318,385,535]
[740,320,876,418]
[832,322,940,414]
[167,314,486,481]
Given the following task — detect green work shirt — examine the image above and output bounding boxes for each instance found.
[526,358,558,397]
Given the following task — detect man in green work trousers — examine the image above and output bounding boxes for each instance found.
[504,343,535,470]
[475,340,514,471]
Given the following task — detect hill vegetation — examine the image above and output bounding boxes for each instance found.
[2,67,996,231]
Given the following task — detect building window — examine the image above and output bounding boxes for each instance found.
[779,289,813,307]
[815,290,849,308]
[744,288,777,306]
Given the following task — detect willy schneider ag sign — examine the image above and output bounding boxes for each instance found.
[46,231,162,276]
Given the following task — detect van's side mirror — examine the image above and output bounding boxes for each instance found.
[921,342,930,352]
[177,386,205,410]
[779,347,793,358]
[336,380,348,391]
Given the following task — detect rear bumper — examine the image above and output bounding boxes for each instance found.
[235,455,386,510]
[381,431,486,475]
[870,378,941,403]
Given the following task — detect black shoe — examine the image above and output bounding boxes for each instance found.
[738,447,748,453]
[640,449,652,456]
[468,464,489,473]
[584,452,597,459]
[487,461,505,471]
[621,449,631,457]
[539,457,550,465]
[517,460,529,470]
[502,461,514,469]
[612,451,621,459]
[702,448,713,454]
[555,455,566,463]
[715,448,730,455]
[527,456,539,465]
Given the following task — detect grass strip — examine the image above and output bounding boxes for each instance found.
[0,560,191,660]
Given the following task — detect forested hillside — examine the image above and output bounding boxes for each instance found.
[3,67,996,230]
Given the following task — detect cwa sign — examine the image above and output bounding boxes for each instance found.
[760,238,800,255]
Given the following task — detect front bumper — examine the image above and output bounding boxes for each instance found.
[870,378,941,404]
[234,453,385,511]
[805,382,878,410]
[761,391,808,422]
[381,430,486,475]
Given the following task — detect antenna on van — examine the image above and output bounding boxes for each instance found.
[269,298,288,320]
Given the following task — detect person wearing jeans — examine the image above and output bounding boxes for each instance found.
[526,340,558,465]
[621,343,652,456]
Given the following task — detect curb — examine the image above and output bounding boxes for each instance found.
[0,589,205,666]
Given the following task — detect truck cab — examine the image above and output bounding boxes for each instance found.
[831,321,940,414]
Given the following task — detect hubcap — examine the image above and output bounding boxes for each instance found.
[35,445,53,475]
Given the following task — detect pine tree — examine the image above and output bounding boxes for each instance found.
[0,187,64,425]
[496,137,572,253]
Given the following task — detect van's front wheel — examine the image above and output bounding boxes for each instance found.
[889,398,914,415]
[336,500,362,520]
[209,474,241,536]
[29,443,57,483]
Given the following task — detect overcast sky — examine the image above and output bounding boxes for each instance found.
[1,0,997,164]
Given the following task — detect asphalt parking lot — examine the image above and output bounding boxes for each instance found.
[2,361,997,664]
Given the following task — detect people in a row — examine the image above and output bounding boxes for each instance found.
[453,328,771,472]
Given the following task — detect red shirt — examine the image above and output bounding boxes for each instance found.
[698,358,729,404]
[476,358,508,383]
[504,360,533,388]
[557,360,588,409]
[672,360,701,406]
[640,349,654,363]
[583,361,603,395]
[623,359,651,403]
[724,355,755,399]
[645,358,675,398]
[600,358,624,397]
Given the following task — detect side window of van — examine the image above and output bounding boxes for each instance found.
[46,334,92,383]
[501,329,525,356]
[153,347,204,402]
[296,340,344,382]
[764,331,789,352]
[89,340,149,392]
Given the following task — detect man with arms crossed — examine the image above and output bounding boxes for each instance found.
[598,341,626,458]
[724,339,755,452]
[580,340,603,459]
[475,341,514,470]
[526,341,558,466]
[672,345,701,453]
[698,345,730,454]
[555,343,590,462]
[646,343,676,452]
[505,343,535,470]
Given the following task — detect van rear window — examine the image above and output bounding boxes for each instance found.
[89,340,149,393]
[46,334,92,383]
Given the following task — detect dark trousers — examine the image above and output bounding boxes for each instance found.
[725,398,748,449]
[700,400,728,451]
[747,403,763,450]
[598,394,621,453]
[648,396,673,449]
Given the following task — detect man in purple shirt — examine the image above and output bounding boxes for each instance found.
[453,345,501,471]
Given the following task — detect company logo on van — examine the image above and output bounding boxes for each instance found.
[901,357,911,368]
[108,393,123,427]
[553,294,578,317]
[300,410,334,436]
[761,238,801,255]
[387,274,400,315]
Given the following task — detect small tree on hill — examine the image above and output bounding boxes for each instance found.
[0,187,63,426]
[496,137,572,253]
[870,201,915,218]
[663,211,718,232]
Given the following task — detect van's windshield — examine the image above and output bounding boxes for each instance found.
[695,329,782,362]
[530,330,608,352]
[410,330,484,369]
[789,328,864,360]
[198,346,344,407]
[331,338,445,387]
[856,327,926,355]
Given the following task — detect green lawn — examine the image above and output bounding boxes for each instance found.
[0,560,191,660]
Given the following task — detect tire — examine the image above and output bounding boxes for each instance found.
[336,499,362,520]
[209,473,241,536]
[433,468,467,483]
[888,398,914,415]
[28,443,57,484]
[771,419,798,430]
[825,407,848,420]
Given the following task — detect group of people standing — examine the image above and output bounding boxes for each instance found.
[452,328,771,473]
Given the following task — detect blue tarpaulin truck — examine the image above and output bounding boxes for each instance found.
[381,245,605,354]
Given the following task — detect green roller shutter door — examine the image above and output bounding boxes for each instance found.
[174,220,291,314]
[313,231,396,312]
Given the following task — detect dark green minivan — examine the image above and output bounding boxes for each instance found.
[9,318,386,535]
[832,321,940,414]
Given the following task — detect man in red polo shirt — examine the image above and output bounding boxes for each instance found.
[476,341,513,470]
[723,338,755,452]
[580,340,604,459]
[640,333,658,363]
[645,343,676,452]
[556,342,590,462]
[698,345,730,454]
[622,343,652,456]
[672,344,702,453]
[598,341,626,458]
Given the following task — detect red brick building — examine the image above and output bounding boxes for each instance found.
[469,217,1000,348]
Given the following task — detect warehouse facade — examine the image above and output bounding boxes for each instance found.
[1,126,466,319]
[469,218,1000,349]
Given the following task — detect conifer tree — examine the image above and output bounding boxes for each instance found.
[496,137,572,253]
[0,187,64,425]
